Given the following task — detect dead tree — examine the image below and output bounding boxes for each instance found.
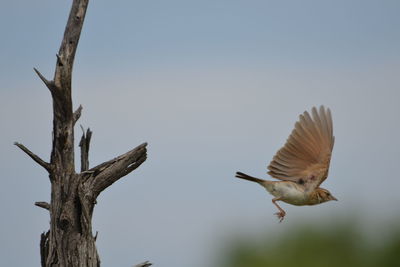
[14,1,148,266]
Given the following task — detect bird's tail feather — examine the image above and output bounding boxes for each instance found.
[235,171,266,184]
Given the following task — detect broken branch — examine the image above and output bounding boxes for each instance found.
[89,143,147,196]
[33,68,55,92]
[133,261,152,267]
[79,126,92,172]
[14,142,52,172]
[73,105,83,125]
[35,201,50,210]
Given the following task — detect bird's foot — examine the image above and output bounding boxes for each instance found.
[274,210,286,223]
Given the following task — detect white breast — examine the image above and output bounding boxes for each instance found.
[266,182,307,205]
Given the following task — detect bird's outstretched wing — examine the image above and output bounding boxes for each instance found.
[267,106,334,191]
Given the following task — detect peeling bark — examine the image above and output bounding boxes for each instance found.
[15,1,148,266]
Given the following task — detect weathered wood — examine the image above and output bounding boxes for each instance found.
[40,231,50,267]
[14,142,52,173]
[79,127,92,172]
[133,261,152,267]
[33,68,56,92]
[35,201,50,211]
[15,0,148,266]
[89,142,147,197]
[73,105,83,125]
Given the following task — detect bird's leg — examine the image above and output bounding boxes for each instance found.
[272,197,286,223]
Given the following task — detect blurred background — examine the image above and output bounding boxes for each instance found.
[1,0,399,266]
[219,219,400,267]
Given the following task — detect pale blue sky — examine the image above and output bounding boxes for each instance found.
[1,1,400,266]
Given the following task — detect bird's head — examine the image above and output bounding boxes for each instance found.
[316,188,337,203]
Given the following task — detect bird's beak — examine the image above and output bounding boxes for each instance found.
[331,196,338,201]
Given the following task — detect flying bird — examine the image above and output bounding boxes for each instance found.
[235,106,337,222]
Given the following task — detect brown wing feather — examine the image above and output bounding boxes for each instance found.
[267,106,334,190]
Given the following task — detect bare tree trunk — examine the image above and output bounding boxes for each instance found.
[15,1,148,266]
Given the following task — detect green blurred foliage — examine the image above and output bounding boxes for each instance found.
[219,222,400,267]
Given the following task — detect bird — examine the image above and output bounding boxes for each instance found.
[235,106,337,222]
